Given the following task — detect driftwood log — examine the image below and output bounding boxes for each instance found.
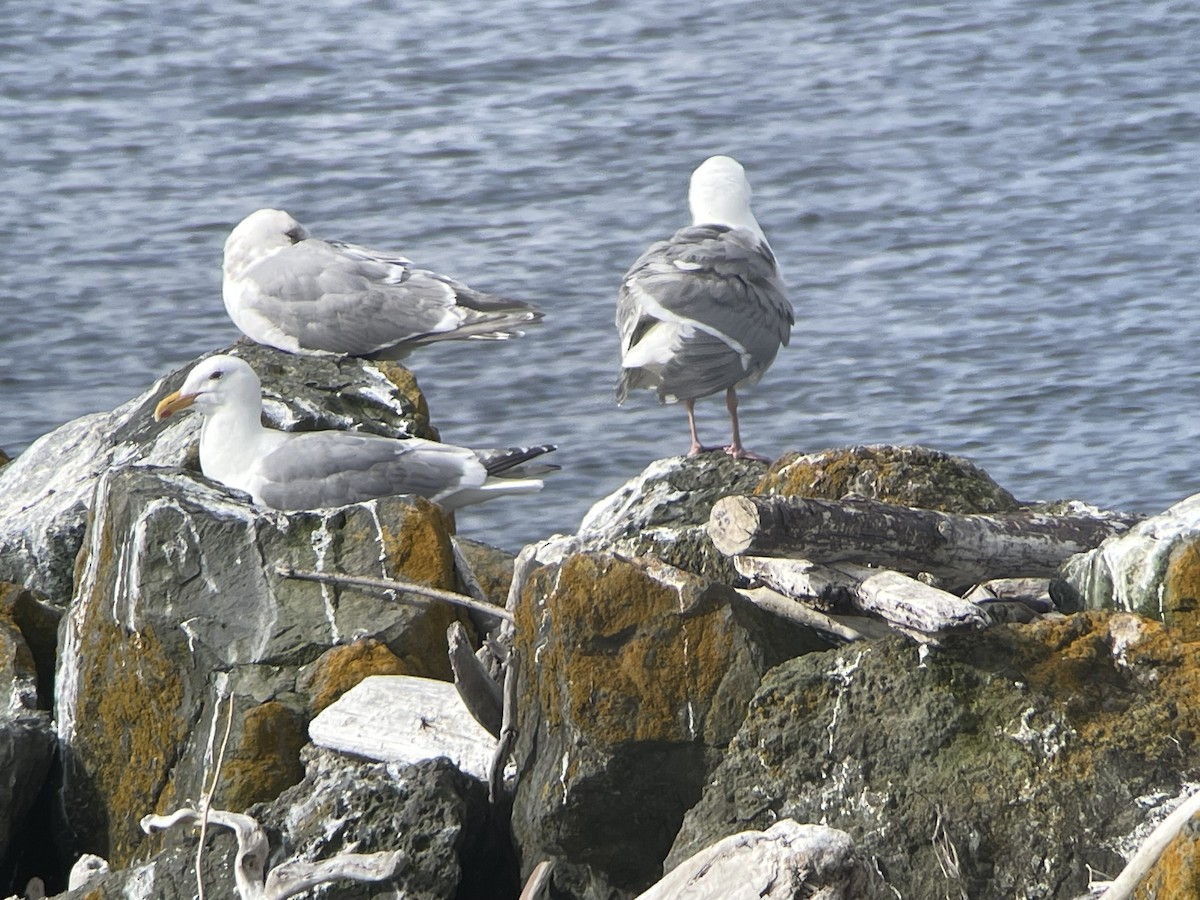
[709,495,1138,590]
[736,556,988,634]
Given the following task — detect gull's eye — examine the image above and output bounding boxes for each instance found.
[208,370,223,381]
[284,226,305,243]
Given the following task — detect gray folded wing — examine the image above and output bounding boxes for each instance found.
[242,239,539,358]
[617,224,794,402]
[253,431,483,510]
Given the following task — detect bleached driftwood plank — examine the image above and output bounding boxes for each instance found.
[854,569,988,632]
[308,675,496,780]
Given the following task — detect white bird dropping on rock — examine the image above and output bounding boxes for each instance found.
[222,208,543,359]
[153,355,555,511]
[616,156,794,460]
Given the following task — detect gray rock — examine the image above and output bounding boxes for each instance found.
[0,341,434,605]
[574,454,769,583]
[668,615,1200,899]
[55,464,465,869]
[0,714,56,879]
[509,552,831,899]
[1053,493,1200,637]
[51,749,508,900]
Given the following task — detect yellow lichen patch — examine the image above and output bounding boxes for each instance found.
[1135,824,1200,899]
[527,554,738,746]
[72,616,188,867]
[301,638,409,713]
[379,502,456,589]
[1162,539,1200,641]
[1009,613,1200,786]
[216,700,307,811]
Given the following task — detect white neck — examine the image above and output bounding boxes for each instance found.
[197,400,270,490]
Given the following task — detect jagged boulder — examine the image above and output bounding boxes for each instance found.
[509,551,831,898]
[1054,492,1200,639]
[55,464,465,869]
[574,454,769,583]
[756,444,1022,514]
[0,340,434,605]
[52,749,507,900]
[668,613,1200,899]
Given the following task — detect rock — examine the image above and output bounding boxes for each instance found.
[640,820,873,900]
[0,715,56,886]
[0,341,435,606]
[509,552,831,898]
[50,749,509,900]
[0,584,60,711]
[574,454,770,583]
[756,444,1022,514]
[1054,492,1200,638]
[55,464,464,869]
[668,613,1200,899]
[0,601,39,716]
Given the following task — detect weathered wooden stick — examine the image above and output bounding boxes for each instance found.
[709,495,1136,589]
[447,622,504,738]
[489,647,521,805]
[735,587,866,643]
[518,861,555,900]
[275,566,513,623]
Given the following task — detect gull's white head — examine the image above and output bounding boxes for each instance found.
[223,208,309,278]
[687,155,762,236]
[153,355,262,421]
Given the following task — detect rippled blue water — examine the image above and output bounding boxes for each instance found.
[3,0,1199,550]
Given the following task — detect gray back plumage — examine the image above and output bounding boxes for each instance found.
[617,223,793,403]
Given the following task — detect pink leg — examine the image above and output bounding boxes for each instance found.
[686,399,705,456]
[724,388,771,461]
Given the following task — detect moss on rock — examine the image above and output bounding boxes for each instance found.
[756,444,1021,514]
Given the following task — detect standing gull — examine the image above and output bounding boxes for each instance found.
[616,156,793,460]
[153,355,555,511]
[223,209,543,359]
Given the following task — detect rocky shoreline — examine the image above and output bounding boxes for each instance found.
[3,343,1200,899]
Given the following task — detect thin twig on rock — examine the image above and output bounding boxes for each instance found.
[275,566,513,623]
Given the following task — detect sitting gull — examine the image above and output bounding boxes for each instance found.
[222,208,543,359]
[615,156,793,460]
[153,355,555,511]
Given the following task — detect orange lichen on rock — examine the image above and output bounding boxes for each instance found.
[519,553,757,746]
[1161,539,1200,641]
[71,616,189,866]
[301,638,409,714]
[216,700,307,812]
[1135,823,1200,899]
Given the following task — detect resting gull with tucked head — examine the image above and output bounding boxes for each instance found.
[616,155,793,460]
[153,355,555,512]
[223,208,543,359]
